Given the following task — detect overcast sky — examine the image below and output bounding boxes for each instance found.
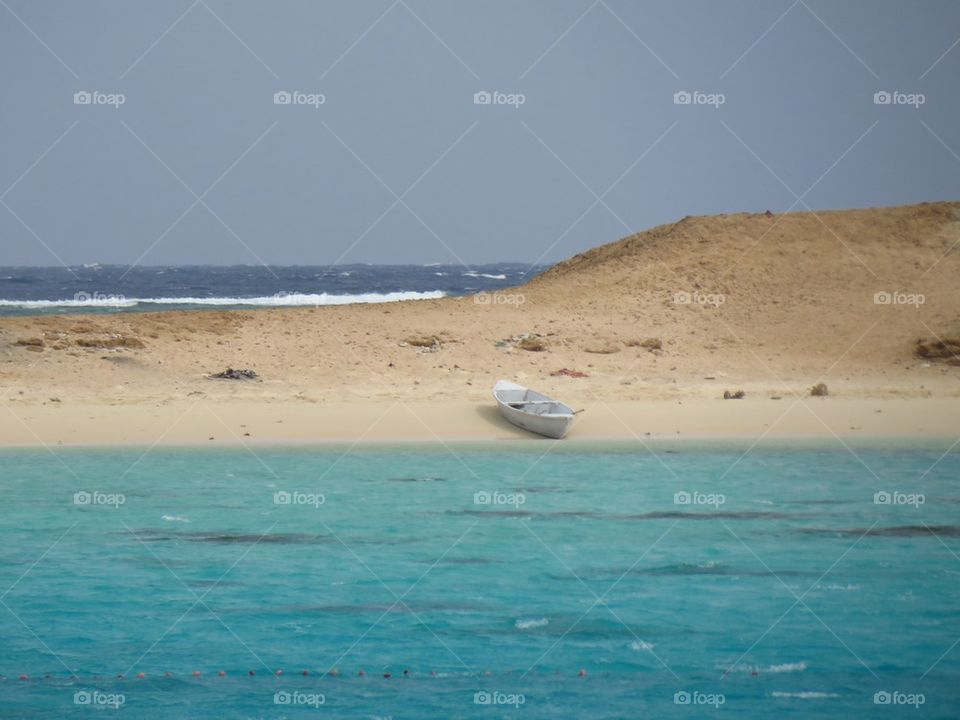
[1,0,957,267]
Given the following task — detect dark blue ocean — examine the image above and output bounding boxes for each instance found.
[1,442,958,719]
[0,264,545,316]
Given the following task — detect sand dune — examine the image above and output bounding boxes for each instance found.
[525,201,960,378]
[1,201,958,444]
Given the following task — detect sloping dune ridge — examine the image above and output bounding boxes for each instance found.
[522,201,960,378]
[0,201,958,444]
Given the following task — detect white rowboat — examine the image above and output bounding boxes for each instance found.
[492,380,576,439]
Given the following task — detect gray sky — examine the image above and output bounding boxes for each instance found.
[1,0,958,267]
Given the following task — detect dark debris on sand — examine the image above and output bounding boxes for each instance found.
[209,367,259,380]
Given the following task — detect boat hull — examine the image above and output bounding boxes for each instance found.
[496,403,573,438]
[492,380,575,439]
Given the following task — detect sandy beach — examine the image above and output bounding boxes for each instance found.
[2,399,959,447]
[2,202,958,446]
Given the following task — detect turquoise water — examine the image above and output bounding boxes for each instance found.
[0,441,958,718]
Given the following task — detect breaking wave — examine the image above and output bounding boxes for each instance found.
[515,618,549,630]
